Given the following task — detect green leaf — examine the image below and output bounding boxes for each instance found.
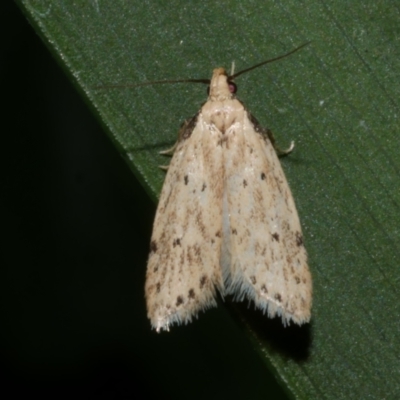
[14,0,400,398]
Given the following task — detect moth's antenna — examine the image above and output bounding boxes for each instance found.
[229,42,310,80]
[96,42,309,90]
[95,78,209,90]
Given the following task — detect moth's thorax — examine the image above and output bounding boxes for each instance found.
[202,68,244,133]
[201,98,244,134]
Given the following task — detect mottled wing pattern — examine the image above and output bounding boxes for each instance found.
[145,114,224,332]
[223,111,312,325]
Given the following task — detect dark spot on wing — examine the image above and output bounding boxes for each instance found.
[200,275,208,289]
[296,232,304,246]
[176,296,184,306]
[156,282,161,293]
[248,112,263,134]
[272,233,280,242]
[184,175,189,185]
[261,284,268,294]
[245,108,277,147]
[261,172,266,180]
[232,228,237,235]
[243,179,248,187]
[150,240,157,253]
[295,276,301,284]
[202,183,207,192]
[181,112,199,140]
[173,238,181,247]
[275,293,282,302]
[250,276,256,285]
[188,289,196,299]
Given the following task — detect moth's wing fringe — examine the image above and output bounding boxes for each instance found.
[225,273,310,326]
[151,296,219,332]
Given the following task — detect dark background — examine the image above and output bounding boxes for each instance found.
[2,2,155,398]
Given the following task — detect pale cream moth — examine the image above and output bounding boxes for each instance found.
[145,44,312,332]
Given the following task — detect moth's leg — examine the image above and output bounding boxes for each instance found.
[158,164,170,171]
[247,110,294,156]
[159,141,178,157]
[159,119,189,157]
[264,127,294,156]
[158,115,198,170]
[158,145,176,168]
[159,141,178,170]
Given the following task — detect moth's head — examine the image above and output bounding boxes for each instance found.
[208,68,237,101]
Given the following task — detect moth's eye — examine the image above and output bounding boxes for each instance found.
[228,82,237,94]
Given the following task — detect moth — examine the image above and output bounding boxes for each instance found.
[145,44,312,332]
